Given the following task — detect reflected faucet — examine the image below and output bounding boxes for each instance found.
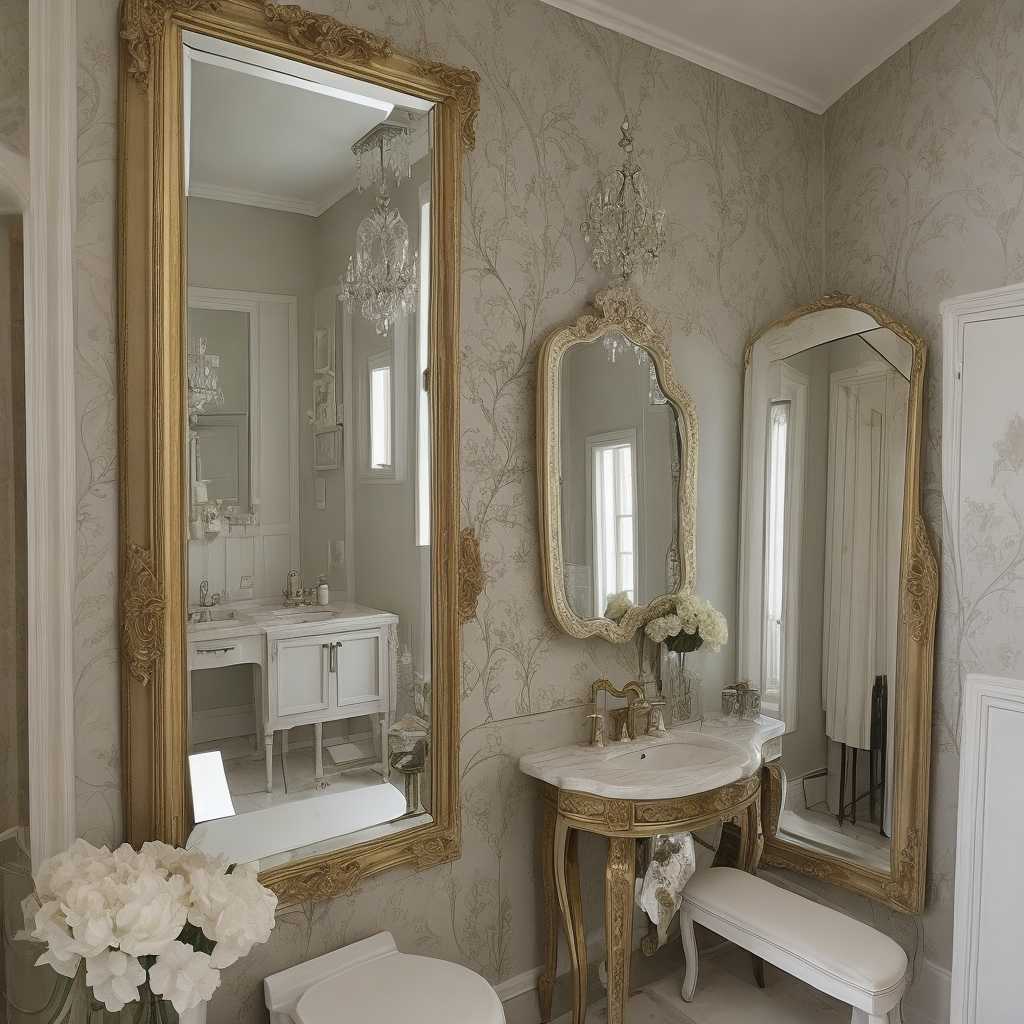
[192,578,221,623]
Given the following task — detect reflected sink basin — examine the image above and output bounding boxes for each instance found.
[189,608,237,624]
[608,736,740,772]
[268,609,336,622]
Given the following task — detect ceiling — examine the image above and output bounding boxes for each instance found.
[187,58,390,217]
[539,0,961,113]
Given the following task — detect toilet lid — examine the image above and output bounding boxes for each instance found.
[294,951,505,1024]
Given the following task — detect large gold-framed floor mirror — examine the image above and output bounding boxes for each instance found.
[739,295,937,912]
[117,0,479,904]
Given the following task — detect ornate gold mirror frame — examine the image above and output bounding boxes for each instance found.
[748,295,938,913]
[536,287,698,643]
[117,0,479,903]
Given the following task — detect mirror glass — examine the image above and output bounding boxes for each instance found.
[181,32,434,870]
[740,323,912,870]
[558,331,686,621]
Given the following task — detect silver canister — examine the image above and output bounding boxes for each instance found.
[721,687,740,717]
[739,687,761,720]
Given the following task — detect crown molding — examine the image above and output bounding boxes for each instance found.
[539,0,825,113]
[539,0,961,115]
[188,180,321,217]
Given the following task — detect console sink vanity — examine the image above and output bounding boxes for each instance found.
[520,712,784,1024]
[187,600,398,792]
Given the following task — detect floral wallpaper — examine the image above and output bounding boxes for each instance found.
[824,0,1024,978]
[0,0,28,157]
[72,0,821,1019]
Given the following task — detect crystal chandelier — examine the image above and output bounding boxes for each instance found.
[187,335,223,419]
[600,329,666,404]
[582,119,666,282]
[342,119,418,335]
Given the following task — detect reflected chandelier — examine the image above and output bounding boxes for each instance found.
[342,119,418,335]
[187,335,223,420]
[582,119,666,282]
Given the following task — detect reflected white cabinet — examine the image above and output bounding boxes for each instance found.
[265,615,397,792]
[269,628,388,725]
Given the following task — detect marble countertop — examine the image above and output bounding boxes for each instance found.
[518,714,785,801]
[186,599,398,643]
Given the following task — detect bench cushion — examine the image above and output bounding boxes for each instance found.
[682,868,907,1000]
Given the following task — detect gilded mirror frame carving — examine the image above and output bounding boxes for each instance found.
[117,0,480,904]
[536,287,698,642]
[747,294,938,914]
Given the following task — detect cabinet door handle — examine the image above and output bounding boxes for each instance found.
[330,642,338,674]
[196,646,236,655]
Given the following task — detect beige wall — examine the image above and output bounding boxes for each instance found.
[0,0,28,157]
[71,0,826,1020]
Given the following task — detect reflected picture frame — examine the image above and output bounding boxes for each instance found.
[313,426,340,472]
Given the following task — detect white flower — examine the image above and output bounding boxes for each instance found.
[604,591,633,622]
[645,613,681,644]
[35,839,115,902]
[189,864,277,968]
[85,950,146,1012]
[59,880,117,958]
[150,941,221,1013]
[111,868,188,957]
[28,899,81,979]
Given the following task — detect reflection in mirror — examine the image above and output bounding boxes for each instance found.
[558,331,684,622]
[181,32,434,870]
[741,324,912,872]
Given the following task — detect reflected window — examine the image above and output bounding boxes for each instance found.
[369,356,392,470]
[416,184,431,546]
[590,431,638,615]
[763,401,790,706]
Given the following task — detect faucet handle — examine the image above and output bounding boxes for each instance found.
[586,712,605,748]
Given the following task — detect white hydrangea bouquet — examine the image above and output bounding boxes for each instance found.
[21,838,277,1021]
[645,591,728,654]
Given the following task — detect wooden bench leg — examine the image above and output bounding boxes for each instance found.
[680,911,698,1002]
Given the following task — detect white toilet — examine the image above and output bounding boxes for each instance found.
[264,932,506,1024]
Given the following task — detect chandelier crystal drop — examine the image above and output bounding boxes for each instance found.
[343,118,418,335]
[582,119,667,282]
[187,335,223,418]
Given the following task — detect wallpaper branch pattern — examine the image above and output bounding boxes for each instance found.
[24,0,1024,1017]
[65,1,820,1018]
[825,0,1024,974]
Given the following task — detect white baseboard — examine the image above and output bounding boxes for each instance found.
[904,957,951,1024]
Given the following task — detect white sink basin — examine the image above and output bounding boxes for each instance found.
[518,718,786,801]
[608,736,739,772]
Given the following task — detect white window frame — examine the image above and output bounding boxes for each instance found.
[759,364,806,729]
[415,181,431,545]
[358,320,408,483]
[586,428,640,618]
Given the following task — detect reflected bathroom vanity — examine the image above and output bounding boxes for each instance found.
[187,600,398,793]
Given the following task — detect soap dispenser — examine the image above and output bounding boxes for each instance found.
[317,575,329,605]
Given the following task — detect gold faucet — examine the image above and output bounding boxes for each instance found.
[590,678,651,742]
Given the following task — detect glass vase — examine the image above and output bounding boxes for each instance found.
[660,648,701,725]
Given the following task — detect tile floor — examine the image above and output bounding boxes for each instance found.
[553,945,852,1024]
[195,733,385,815]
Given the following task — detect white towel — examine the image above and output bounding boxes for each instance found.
[636,833,696,948]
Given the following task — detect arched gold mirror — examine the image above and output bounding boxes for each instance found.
[740,295,937,912]
[536,288,698,643]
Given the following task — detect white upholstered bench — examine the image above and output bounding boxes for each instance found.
[680,868,907,1023]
